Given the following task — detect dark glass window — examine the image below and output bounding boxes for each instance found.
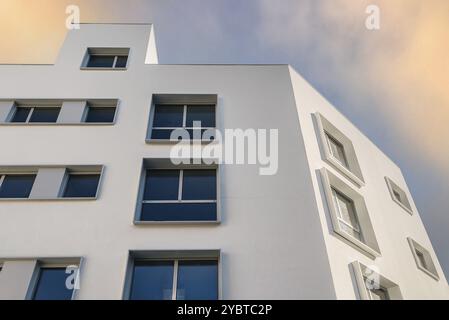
[141,202,217,221]
[140,169,217,221]
[29,108,60,123]
[144,170,179,200]
[85,107,116,123]
[115,55,128,68]
[0,174,36,198]
[86,55,115,68]
[152,105,184,127]
[186,105,215,127]
[32,268,74,300]
[130,261,174,300]
[63,174,100,198]
[11,107,31,122]
[129,259,218,300]
[182,170,216,200]
[176,260,218,300]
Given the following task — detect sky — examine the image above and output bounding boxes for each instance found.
[0,0,448,278]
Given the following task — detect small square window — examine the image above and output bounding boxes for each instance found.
[408,238,439,280]
[139,167,217,222]
[84,106,116,123]
[0,174,36,198]
[128,255,218,300]
[385,177,413,214]
[32,267,75,300]
[62,174,100,198]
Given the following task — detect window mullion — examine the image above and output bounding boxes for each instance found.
[182,105,187,128]
[172,260,179,300]
[0,175,4,188]
[26,107,34,123]
[112,55,118,68]
[178,170,183,201]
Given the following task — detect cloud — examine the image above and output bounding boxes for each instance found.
[257,0,449,178]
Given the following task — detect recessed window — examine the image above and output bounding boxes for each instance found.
[84,106,116,123]
[129,259,218,300]
[326,133,349,169]
[139,169,217,221]
[320,168,380,257]
[62,173,100,198]
[10,106,60,123]
[385,177,413,214]
[151,104,215,140]
[315,113,364,186]
[32,267,76,300]
[332,188,362,241]
[83,48,129,69]
[408,238,439,280]
[0,174,36,198]
[351,261,402,300]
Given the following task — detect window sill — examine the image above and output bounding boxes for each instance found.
[334,229,381,259]
[145,139,217,144]
[325,155,365,187]
[0,197,97,201]
[391,197,414,215]
[134,220,220,225]
[80,67,127,71]
[0,122,115,126]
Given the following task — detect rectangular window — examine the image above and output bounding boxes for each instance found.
[86,54,128,68]
[0,174,36,198]
[10,106,60,123]
[332,188,362,241]
[62,173,100,198]
[84,106,116,123]
[32,267,75,300]
[140,169,217,221]
[129,259,218,300]
[151,104,215,140]
[326,132,349,168]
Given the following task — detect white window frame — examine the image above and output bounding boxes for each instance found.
[331,188,363,241]
[325,132,349,169]
[81,47,130,70]
[351,261,403,300]
[320,167,380,258]
[385,177,413,215]
[314,112,365,187]
[407,238,439,280]
[123,250,221,300]
[10,106,61,124]
[87,54,126,69]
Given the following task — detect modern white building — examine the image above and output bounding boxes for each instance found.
[0,23,447,300]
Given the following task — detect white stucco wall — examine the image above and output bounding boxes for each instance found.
[0,24,336,299]
[289,66,449,299]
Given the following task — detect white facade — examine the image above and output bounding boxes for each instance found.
[0,23,447,300]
